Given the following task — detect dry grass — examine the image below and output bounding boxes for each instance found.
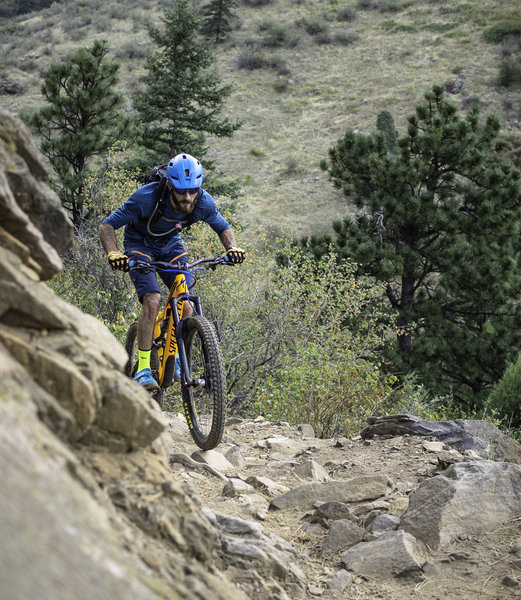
[1,0,520,239]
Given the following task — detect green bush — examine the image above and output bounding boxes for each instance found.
[305,20,329,35]
[236,50,265,70]
[498,58,521,87]
[196,238,396,433]
[49,145,141,342]
[335,29,359,45]
[487,351,521,430]
[484,20,521,43]
[262,22,299,47]
[337,6,356,22]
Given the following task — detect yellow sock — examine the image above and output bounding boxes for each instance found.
[138,348,151,372]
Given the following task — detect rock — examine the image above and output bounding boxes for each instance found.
[370,514,400,536]
[327,569,353,597]
[457,420,521,464]
[246,475,290,497]
[341,530,427,577]
[401,460,521,549]
[222,478,255,497]
[270,476,392,510]
[298,424,315,437]
[310,501,358,523]
[445,77,464,94]
[361,414,487,454]
[192,449,235,472]
[225,445,247,467]
[322,520,366,556]
[0,109,72,279]
[294,459,330,481]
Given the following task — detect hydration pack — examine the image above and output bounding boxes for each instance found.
[141,164,197,237]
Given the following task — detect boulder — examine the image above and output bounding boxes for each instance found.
[401,460,521,549]
[341,530,427,577]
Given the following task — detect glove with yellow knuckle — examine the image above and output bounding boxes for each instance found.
[107,250,130,272]
[225,247,246,265]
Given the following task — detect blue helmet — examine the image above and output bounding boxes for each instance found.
[166,153,204,189]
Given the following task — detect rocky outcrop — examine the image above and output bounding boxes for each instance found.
[0,108,164,450]
[0,109,243,600]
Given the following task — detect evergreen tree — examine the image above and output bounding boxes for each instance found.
[28,40,133,229]
[200,0,237,44]
[315,84,521,408]
[133,0,241,166]
[376,109,398,155]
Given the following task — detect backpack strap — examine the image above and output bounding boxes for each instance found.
[145,181,199,238]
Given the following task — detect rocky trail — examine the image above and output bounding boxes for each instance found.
[80,409,521,600]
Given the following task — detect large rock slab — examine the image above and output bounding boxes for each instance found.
[341,530,427,577]
[270,475,392,510]
[400,460,521,549]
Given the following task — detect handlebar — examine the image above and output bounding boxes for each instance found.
[128,255,229,274]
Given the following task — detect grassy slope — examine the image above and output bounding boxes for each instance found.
[1,0,520,239]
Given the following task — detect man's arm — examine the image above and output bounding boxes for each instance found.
[219,228,238,250]
[219,228,246,264]
[99,223,120,255]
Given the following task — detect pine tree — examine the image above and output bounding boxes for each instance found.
[316,84,521,408]
[200,0,237,44]
[28,40,133,229]
[133,0,241,165]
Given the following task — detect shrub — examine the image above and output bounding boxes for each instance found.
[487,351,521,431]
[116,42,147,60]
[239,246,395,437]
[49,144,142,342]
[337,6,356,22]
[236,49,265,70]
[262,22,299,47]
[314,32,332,45]
[305,20,329,35]
[267,56,291,75]
[498,58,521,87]
[335,29,359,45]
[484,20,521,44]
[242,0,273,6]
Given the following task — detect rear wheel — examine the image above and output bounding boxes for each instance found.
[124,321,161,403]
[181,316,227,450]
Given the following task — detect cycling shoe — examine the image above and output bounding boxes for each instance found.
[134,368,159,391]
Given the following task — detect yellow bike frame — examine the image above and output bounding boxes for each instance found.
[153,273,189,386]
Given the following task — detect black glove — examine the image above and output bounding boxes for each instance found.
[107,250,130,272]
[225,247,246,264]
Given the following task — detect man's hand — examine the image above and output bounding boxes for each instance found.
[225,247,246,264]
[107,250,130,272]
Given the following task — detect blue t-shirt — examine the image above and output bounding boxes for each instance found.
[102,182,230,255]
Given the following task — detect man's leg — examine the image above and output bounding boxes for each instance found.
[138,291,161,350]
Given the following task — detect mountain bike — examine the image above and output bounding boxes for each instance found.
[124,256,228,450]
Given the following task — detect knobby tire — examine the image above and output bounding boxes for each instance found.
[181,316,227,450]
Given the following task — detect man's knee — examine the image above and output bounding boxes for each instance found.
[142,291,161,313]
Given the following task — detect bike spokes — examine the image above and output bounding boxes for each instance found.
[181,316,226,450]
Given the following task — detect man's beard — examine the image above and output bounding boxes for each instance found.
[171,193,197,214]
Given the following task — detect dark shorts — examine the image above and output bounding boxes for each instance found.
[126,240,189,303]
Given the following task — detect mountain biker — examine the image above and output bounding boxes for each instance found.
[99,153,245,391]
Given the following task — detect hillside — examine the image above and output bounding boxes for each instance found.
[3,90,521,600]
[1,0,520,237]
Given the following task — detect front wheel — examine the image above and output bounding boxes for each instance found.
[181,316,227,450]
